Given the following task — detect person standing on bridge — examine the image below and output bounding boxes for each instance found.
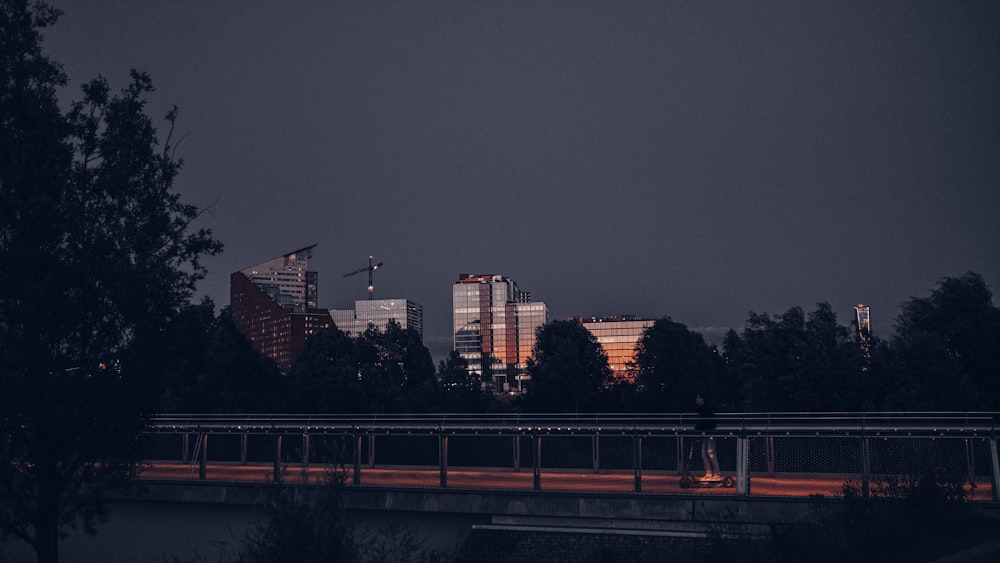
[695,393,721,480]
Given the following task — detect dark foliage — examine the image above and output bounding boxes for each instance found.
[0,2,221,560]
[436,351,493,412]
[632,317,724,412]
[525,319,614,413]
[722,303,864,411]
[285,320,440,414]
[233,474,358,563]
[884,272,1000,410]
[149,302,285,413]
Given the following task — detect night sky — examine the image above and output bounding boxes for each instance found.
[43,1,1000,362]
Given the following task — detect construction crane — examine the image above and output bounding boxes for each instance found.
[343,256,384,300]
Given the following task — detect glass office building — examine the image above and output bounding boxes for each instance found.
[330,299,424,339]
[453,274,547,393]
[578,316,655,382]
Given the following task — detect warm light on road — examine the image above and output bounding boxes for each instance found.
[139,463,994,501]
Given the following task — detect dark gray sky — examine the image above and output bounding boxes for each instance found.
[43,1,1000,362]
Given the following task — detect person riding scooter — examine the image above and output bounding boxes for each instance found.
[695,393,721,481]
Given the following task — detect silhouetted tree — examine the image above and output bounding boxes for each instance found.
[633,318,723,412]
[436,351,491,412]
[133,297,285,413]
[201,307,286,412]
[355,321,437,413]
[723,304,862,411]
[525,319,613,412]
[149,303,284,413]
[285,325,361,413]
[141,297,217,412]
[232,471,448,563]
[0,3,221,560]
[233,473,358,563]
[885,272,1000,410]
[286,321,437,413]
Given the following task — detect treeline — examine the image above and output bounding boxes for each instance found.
[145,305,496,414]
[150,271,1000,415]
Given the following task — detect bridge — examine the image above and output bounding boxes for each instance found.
[142,411,1000,501]
[11,412,1000,562]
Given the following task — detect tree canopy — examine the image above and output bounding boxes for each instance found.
[632,317,724,412]
[285,320,439,414]
[0,2,222,560]
[722,303,864,412]
[885,272,1000,410]
[525,319,613,412]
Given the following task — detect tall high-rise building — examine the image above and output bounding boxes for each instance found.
[453,274,547,393]
[854,304,871,341]
[576,315,654,382]
[330,299,424,338]
[854,303,872,370]
[231,246,331,373]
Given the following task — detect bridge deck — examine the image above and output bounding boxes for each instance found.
[139,462,996,502]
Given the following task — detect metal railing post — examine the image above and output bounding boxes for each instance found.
[766,436,775,477]
[513,435,521,471]
[240,433,248,466]
[353,433,362,486]
[860,436,871,498]
[964,437,975,485]
[633,435,643,493]
[302,433,310,470]
[533,432,542,491]
[736,435,750,495]
[198,433,207,481]
[368,435,376,468]
[676,435,684,475]
[592,436,600,473]
[273,434,282,483]
[989,437,1000,503]
[439,434,448,488]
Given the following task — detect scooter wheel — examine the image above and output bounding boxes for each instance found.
[679,476,693,489]
[722,476,735,488]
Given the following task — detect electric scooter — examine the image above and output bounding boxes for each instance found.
[678,438,735,489]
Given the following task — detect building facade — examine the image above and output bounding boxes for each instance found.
[453,274,547,393]
[854,303,872,369]
[577,315,655,382]
[230,246,331,373]
[330,299,424,338]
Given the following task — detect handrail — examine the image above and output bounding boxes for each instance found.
[146,412,999,437]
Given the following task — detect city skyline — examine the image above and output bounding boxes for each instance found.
[42,1,1000,365]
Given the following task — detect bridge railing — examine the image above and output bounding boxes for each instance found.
[141,412,1000,500]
